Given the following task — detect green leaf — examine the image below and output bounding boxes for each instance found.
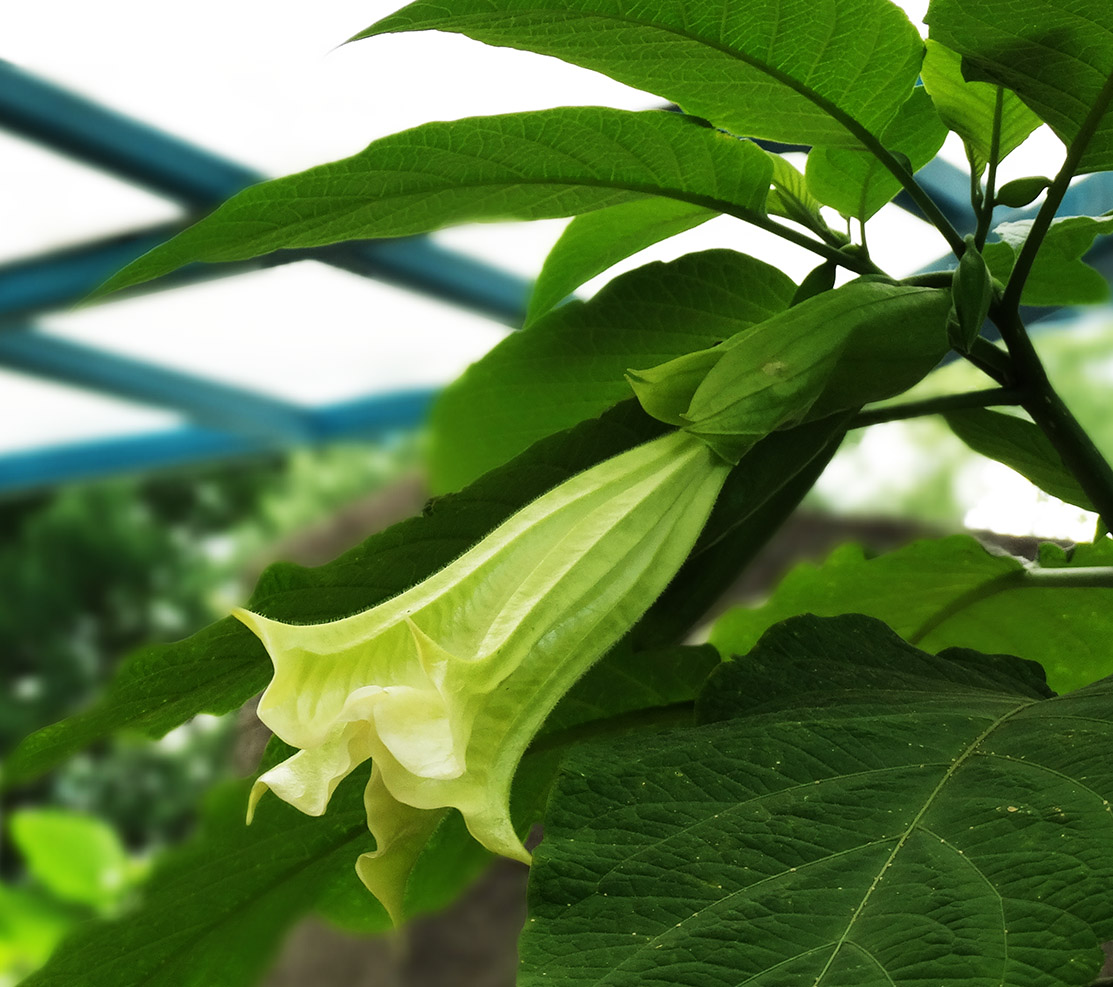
[634,281,949,462]
[919,40,1041,173]
[9,811,132,910]
[18,761,386,987]
[356,0,926,149]
[0,885,74,981]
[525,198,715,326]
[710,534,1113,693]
[432,250,796,492]
[767,154,838,237]
[983,214,1113,306]
[96,109,773,296]
[541,644,720,741]
[3,403,668,788]
[926,0,1113,174]
[522,614,1113,987]
[943,407,1094,510]
[791,261,838,306]
[806,87,948,220]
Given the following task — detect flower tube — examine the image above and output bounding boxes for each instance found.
[235,429,730,919]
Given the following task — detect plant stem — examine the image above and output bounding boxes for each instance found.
[992,304,1113,530]
[974,87,1004,250]
[750,213,883,275]
[850,387,1023,428]
[1002,68,1113,312]
[964,337,1015,386]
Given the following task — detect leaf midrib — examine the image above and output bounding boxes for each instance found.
[375,6,884,151]
[810,700,1034,987]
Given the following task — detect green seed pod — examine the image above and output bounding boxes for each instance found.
[995,176,1051,209]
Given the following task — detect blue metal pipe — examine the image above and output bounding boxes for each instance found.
[0,388,435,496]
[0,60,531,325]
[0,328,316,441]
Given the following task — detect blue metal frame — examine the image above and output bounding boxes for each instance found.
[0,389,436,494]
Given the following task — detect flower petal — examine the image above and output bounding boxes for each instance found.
[247,719,373,822]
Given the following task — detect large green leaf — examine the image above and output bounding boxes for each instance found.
[926,0,1113,174]
[710,535,1113,693]
[356,0,925,150]
[631,281,949,462]
[943,407,1093,511]
[3,404,668,787]
[983,214,1113,306]
[524,198,715,326]
[522,614,1113,987]
[432,250,796,492]
[806,87,948,220]
[97,109,773,295]
[919,40,1042,174]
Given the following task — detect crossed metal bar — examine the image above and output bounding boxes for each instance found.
[0,57,1109,494]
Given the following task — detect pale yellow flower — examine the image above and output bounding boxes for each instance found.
[235,429,730,921]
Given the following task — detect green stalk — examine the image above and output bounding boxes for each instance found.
[850,387,1023,428]
[974,87,1004,250]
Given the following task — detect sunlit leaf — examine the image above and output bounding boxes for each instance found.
[807,87,948,220]
[983,214,1113,306]
[97,109,772,296]
[357,0,925,149]
[711,535,1113,693]
[919,40,1041,173]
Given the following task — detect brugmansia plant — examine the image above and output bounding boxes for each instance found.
[7,0,1113,984]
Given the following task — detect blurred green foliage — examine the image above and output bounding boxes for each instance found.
[0,438,416,985]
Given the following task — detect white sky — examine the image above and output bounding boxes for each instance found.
[1,1,1096,539]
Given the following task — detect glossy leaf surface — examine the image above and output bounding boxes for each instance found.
[525,198,715,326]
